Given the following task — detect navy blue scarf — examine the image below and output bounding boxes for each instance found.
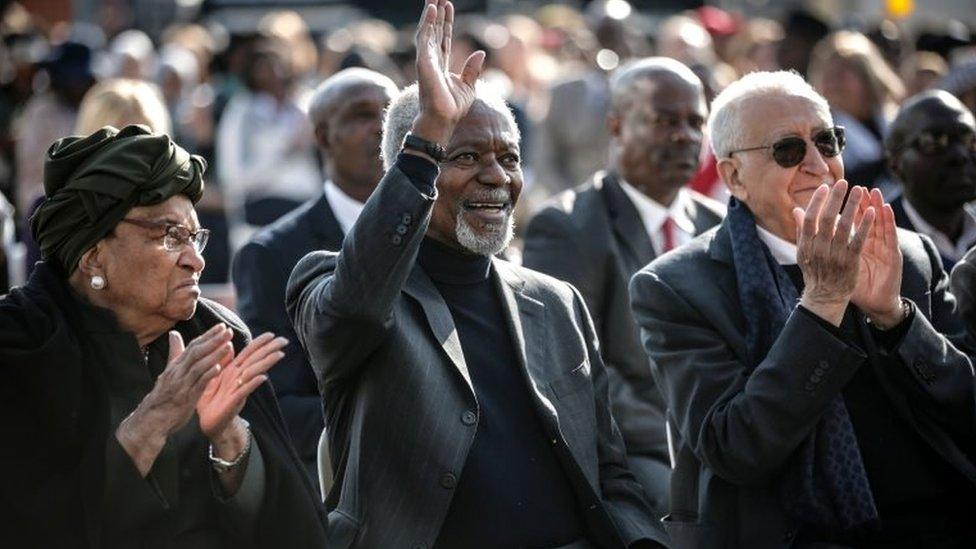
[726,197,878,534]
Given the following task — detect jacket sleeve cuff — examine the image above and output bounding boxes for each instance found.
[394,153,438,196]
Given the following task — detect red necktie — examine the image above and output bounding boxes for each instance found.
[661,216,676,253]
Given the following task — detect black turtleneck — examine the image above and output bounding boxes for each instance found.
[419,238,584,548]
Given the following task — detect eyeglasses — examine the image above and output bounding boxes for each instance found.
[902,130,976,156]
[728,126,846,168]
[120,218,210,253]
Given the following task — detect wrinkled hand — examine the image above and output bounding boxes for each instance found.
[793,181,875,326]
[851,188,904,326]
[196,332,287,441]
[411,0,485,145]
[144,324,234,434]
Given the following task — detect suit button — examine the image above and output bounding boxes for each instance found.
[396,224,408,235]
[402,213,413,225]
[440,473,457,489]
[391,234,403,245]
[461,410,477,425]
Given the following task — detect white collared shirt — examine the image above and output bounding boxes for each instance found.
[618,179,696,255]
[756,224,798,266]
[901,198,976,263]
[323,180,366,235]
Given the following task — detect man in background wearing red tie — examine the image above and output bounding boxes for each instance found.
[523,56,725,518]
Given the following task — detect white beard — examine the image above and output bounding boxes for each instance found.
[455,209,515,257]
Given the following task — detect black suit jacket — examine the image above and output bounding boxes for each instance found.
[287,160,666,548]
[890,194,976,273]
[232,192,344,481]
[524,172,724,460]
[629,220,976,548]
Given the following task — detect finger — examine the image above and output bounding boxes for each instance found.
[460,50,486,88]
[191,362,223,400]
[793,207,805,244]
[434,0,446,53]
[819,180,848,239]
[239,349,286,382]
[229,332,276,368]
[414,1,436,47]
[442,1,454,71]
[836,185,863,242]
[801,184,829,242]
[190,341,234,385]
[237,338,287,377]
[850,206,876,254]
[179,327,232,375]
[168,331,185,364]
[882,203,897,251]
[235,374,269,398]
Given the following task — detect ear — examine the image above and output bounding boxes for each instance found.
[717,157,748,201]
[606,112,622,139]
[314,123,331,153]
[76,243,106,279]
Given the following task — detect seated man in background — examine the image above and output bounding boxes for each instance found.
[885,89,976,271]
[232,67,397,484]
[630,70,976,548]
[523,57,724,517]
[287,1,665,547]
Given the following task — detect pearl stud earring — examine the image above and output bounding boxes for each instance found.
[90,275,106,290]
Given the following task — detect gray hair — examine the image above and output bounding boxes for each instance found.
[381,80,520,170]
[707,70,832,158]
[307,67,398,127]
[609,56,704,111]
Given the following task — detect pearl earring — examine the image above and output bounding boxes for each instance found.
[90,275,106,290]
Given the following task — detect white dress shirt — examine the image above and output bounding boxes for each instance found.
[756,224,798,266]
[901,199,976,264]
[324,180,366,235]
[618,179,696,255]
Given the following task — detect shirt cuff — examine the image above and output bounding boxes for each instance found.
[395,152,438,196]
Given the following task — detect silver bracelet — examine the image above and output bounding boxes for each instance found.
[208,418,251,473]
[868,298,911,331]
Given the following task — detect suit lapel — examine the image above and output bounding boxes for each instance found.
[492,260,558,416]
[403,267,475,397]
[313,193,346,249]
[601,173,657,271]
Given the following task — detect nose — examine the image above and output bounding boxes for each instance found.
[799,138,831,177]
[179,243,206,275]
[477,157,511,187]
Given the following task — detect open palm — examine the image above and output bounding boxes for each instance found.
[852,189,903,317]
[196,333,287,439]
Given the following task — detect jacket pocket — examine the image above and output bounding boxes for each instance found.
[662,516,721,549]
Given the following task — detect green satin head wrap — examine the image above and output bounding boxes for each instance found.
[30,125,206,274]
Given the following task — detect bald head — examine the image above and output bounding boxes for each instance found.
[309,68,398,202]
[886,89,975,156]
[308,68,398,128]
[609,57,704,113]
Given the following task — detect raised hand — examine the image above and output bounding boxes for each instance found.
[851,188,904,327]
[411,0,485,146]
[196,332,287,440]
[792,180,875,326]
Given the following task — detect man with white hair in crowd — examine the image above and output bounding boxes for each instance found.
[630,70,976,547]
[287,1,665,547]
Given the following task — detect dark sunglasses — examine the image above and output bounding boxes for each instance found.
[902,130,976,156]
[120,218,210,253]
[728,126,846,168]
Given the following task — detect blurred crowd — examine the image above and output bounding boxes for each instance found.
[2,0,976,297]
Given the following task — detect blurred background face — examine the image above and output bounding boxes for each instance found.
[895,99,976,210]
[611,75,705,198]
[818,56,873,121]
[321,81,395,191]
[722,94,843,242]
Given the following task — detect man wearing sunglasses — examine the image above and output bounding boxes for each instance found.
[884,90,976,272]
[630,70,976,547]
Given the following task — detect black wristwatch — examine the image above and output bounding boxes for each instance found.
[401,133,447,163]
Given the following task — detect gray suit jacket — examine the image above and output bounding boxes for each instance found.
[524,172,724,460]
[287,162,665,548]
[629,220,976,549]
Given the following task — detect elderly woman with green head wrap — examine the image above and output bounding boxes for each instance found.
[0,125,328,548]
